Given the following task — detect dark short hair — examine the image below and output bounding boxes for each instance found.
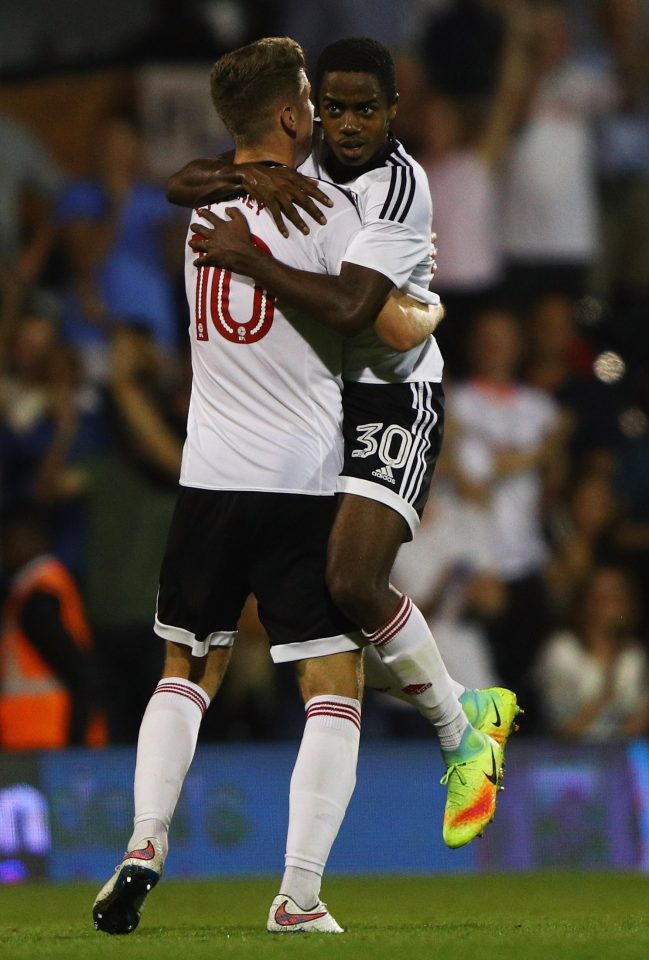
[315,38,397,104]
[210,37,306,144]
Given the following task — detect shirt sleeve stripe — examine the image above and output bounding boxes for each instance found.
[378,165,399,219]
[386,165,409,221]
[397,166,416,223]
[379,155,417,223]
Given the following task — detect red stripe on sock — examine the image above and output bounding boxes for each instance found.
[367,595,413,648]
[306,701,361,731]
[306,699,361,717]
[155,682,208,715]
[156,682,208,714]
[365,594,409,644]
[306,708,361,732]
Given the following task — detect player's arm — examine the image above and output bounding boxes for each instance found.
[167,156,333,236]
[190,207,395,336]
[375,288,445,352]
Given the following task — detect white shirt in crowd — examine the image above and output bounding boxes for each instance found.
[535,630,649,741]
[451,381,560,579]
[502,61,616,261]
[423,150,503,292]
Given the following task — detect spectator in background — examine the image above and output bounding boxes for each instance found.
[419,0,531,375]
[55,110,184,383]
[546,469,619,616]
[0,311,60,506]
[35,328,187,741]
[0,113,64,289]
[535,565,649,741]
[610,387,649,634]
[0,308,106,576]
[0,508,105,750]
[593,0,649,361]
[449,309,568,729]
[501,0,617,307]
[419,0,505,99]
[523,293,624,475]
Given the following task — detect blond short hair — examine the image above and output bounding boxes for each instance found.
[210,37,306,144]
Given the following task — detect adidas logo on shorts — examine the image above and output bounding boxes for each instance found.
[371,465,396,484]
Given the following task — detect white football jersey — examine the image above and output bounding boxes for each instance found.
[300,138,444,385]
[181,183,361,494]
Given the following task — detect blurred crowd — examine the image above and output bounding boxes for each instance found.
[1,0,649,748]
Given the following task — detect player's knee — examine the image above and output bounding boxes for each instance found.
[326,560,378,624]
[297,650,362,702]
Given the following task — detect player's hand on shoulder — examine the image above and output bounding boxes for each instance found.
[237,163,333,238]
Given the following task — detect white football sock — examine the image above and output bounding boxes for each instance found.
[128,677,210,855]
[363,595,468,750]
[281,695,361,908]
[364,645,465,705]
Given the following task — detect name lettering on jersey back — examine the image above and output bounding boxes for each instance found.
[242,195,265,215]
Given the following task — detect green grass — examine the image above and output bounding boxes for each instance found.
[2,873,649,960]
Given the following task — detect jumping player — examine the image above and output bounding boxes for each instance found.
[178,38,519,849]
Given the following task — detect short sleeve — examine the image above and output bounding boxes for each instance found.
[342,166,433,289]
[402,281,440,305]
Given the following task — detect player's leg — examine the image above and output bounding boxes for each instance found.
[330,381,514,846]
[93,489,248,934]
[363,643,520,748]
[252,493,363,933]
[330,380,470,741]
[92,643,231,935]
[268,649,362,934]
[326,491,469,750]
[127,641,230,858]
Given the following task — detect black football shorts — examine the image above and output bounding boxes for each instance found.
[154,487,361,662]
[337,380,444,538]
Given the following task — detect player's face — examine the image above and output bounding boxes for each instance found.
[317,71,397,167]
[294,70,315,167]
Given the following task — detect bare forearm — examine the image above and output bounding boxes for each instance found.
[375,295,444,351]
[224,248,392,335]
[112,383,182,481]
[167,157,238,208]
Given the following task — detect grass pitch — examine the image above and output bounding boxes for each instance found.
[2,873,649,960]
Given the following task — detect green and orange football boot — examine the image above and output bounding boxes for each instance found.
[441,726,504,849]
[460,687,522,750]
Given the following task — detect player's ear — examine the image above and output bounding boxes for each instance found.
[280,104,297,139]
[388,94,399,123]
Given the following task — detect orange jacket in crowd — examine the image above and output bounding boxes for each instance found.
[0,554,106,749]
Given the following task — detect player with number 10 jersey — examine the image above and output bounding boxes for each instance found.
[181,181,361,496]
